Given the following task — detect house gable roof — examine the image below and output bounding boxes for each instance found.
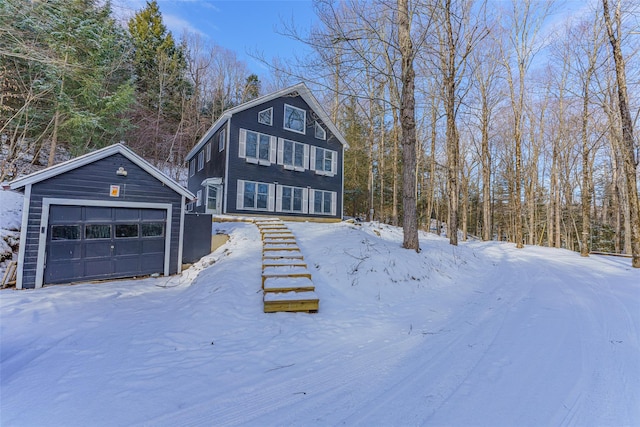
[10,143,194,199]
[185,82,349,161]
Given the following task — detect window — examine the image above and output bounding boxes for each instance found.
[311,146,337,176]
[206,142,212,162]
[196,189,202,207]
[278,138,308,170]
[115,224,138,238]
[207,185,218,211]
[315,122,326,140]
[197,151,204,171]
[310,189,336,215]
[85,224,111,239]
[236,180,274,211]
[284,104,306,134]
[142,223,164,237]
[258,107,273,126]
[239,129,276,165]
[51,225,80,240]
[218,131,225,152]
[189,159,195,176]
[277,185,307,213]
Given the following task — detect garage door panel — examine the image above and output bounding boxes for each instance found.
[45,261,84,282]
[49,242,82,260]
[115,209,140,221]
[86,260,113,277]
[85,241,112,258]
[113,257,142,274]
[84,207,112,220]
[141,254,163,271]
[142,209,166,220]
[51,205,82,222]
[142,239,164,253]
[115,240,141,256]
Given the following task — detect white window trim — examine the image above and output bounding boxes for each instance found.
[308,188,337,216]
[283,104,306,134]
[310,146,337,177]
[196,189,202,207]
[189,159,195,177]
[238,129,277,165]
[218,131,225,152]
[206,142,211,162]
[276,185,308,214]
[236,179,275,212]
[197,151,204,171]
[277,138,309,171]
[258,107,273,126]
[315,122,326,140]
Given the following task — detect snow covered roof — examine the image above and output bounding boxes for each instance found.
[9,143,194,199]
[185,82,349,161]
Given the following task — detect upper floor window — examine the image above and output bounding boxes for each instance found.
[284,104,306,134]
[197,150,204,171]
[239,129,276,165]
[189,159,195,176]
[206,142,212,162]
[311,146,337,176]
[315,122,326,140]
[196,189,203,207]
[218,131,225,152]
[278,138,308,171]
[258,108,273,126]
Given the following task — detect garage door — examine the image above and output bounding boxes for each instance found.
[44,205,167,284]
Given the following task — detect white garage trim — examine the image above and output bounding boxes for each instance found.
[15,184,32,290]
[35,198,173,288]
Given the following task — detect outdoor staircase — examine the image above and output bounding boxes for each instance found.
[255,219,319,313]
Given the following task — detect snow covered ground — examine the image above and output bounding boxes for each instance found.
[1,191,639,426]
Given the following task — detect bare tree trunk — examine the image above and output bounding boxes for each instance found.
[602,0,640,267]
[398,0,419,251]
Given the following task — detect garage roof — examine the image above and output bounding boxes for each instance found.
[10,143,194,199]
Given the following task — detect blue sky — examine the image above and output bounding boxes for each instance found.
[114,0,316,75]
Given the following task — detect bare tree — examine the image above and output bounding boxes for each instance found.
[602,0,640,267]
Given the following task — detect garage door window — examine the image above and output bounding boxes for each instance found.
[115,224,139,238]
[52,225,80,240]
[86,224,111,239]
[142,223,164,237]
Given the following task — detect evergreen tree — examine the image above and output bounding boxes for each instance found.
[127,0,191,162]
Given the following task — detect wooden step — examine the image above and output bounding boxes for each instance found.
[262,258,308,268]
[260,232,295,239]
[263,238,296,245]
[262,250,304,260]
[263,277,315,293]
[263,243,299,251]
[264,291,319,313]
[262,266,312,286]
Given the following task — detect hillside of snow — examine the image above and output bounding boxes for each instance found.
[0,192,639,425]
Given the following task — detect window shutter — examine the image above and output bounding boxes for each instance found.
[302,188,308,214]
[331,191,337,216]
[308,189,315,214]
[268,184,275,211]
[331,150,337,175]
[275,185,282,212]
[239,129,246,159]
[236,180,244,210]
[277,138,284,165]
[303,144,310,170]
[270,136,277,164]
[310,146,316,172]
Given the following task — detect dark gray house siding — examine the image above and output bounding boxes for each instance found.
[185,83,348,220]
[11,145,193,289]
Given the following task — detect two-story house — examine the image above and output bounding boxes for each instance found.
[185,82,348,220]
